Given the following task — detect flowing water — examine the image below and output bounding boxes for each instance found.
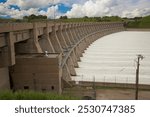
[72,31,150,85]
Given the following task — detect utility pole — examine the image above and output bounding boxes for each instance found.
[135,54,144,100]
[93,76,96,99]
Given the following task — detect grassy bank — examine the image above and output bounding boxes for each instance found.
[127,15,150,28]
[0,90,80,100]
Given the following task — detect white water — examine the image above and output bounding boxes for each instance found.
[72,31,150,85]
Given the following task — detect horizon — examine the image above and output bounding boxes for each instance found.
[0,0,150,19]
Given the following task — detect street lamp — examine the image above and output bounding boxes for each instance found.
[135,54,144,100]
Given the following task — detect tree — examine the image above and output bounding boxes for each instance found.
[23,14,47,21]
[59,15,68,19]
[94,17,102,22]
[83,16,89,19]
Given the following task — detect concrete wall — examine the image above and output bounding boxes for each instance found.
[10,53,62,94]
[0,67,10,90]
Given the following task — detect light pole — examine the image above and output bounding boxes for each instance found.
[135,54,144,100]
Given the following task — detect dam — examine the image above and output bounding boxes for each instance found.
[1,22,149,95]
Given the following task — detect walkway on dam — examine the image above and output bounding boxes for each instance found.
[72,31,150,85]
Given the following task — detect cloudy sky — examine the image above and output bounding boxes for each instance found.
[0,0,150,19]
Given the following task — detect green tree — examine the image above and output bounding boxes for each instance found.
[59,15,68,19]
[23,14,47,22]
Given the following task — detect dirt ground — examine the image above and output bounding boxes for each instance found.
[96,89,150,100]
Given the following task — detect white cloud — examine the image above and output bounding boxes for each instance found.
[6,0,69,9]
[0,0,150,19]
[66,0,116,18]
[40,5,62,19]
[66,0,150,18]
[6,0,50,9]
[0,1,62,19]
[122,8,150,18]
[0,2,41,19]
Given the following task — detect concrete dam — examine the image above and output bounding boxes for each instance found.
[0,22,125,94]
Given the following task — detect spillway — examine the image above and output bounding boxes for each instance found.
[72,31,150,85]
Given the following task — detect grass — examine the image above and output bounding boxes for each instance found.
[0,90,80,100]
[127,16,150,28]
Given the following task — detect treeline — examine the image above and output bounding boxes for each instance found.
[0,14,150,28]
[58,15,150,28]
[0,14,48,23]
[23,14,47,22]
[0,15,123,23]
[59,16,123,22]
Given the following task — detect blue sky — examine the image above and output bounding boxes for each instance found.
[0,0,71,12]
[0,0,6,3]
[58,4,71,13]
[0,0,150,19]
